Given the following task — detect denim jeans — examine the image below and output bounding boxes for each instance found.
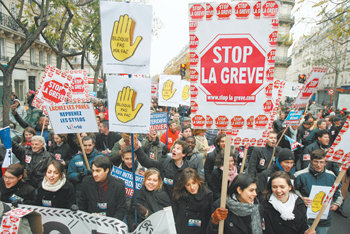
[315,226,330,234]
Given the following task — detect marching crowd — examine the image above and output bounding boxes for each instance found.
[0,92,349,234]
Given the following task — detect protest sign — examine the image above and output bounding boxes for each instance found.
[158,75,181,107]
[107,74,151,134]
[32,65,73,114]
[0,208,42,234]
[67,70,90,103]
[283,110,304,126]
[307,186,332,220]
[189,1,280,131]
[291,67,328,109]
[151,81,158,98]
[180,80,190,106]
[283,81,303,97]
[47,103,98,134]
[100,1,152,74]
[150,112,168,131]
[12,204,176,234]
[111,166,144,197]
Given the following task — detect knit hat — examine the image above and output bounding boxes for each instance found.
[277,148,294,162]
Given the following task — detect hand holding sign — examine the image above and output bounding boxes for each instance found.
[162,79,176,100]
[111,14,142,61]
[182,85,190,100]
[115,86,143,123]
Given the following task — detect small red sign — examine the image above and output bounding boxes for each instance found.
[190,69,199,82]
[267,49,276,64]
[265,83,273,97]
[234,137,242,145]
[190,85,198,99]
[328,89,335,96]
[253,1,261,17]
[263,100,273,112]
[191,100,198,113]
[42,80,67,103]
[206,4,214,19]
[250,138,257,145]
[231,116,245,129]
[269,31,277,46]
[217,3,232,19]
[192,115,205,127]
[255,115,268,127]
[271,18,279,28]
[190,4,205,20]
[247,116,254,128]
[266,67,275,81]
[302,78,319,99]
[257,138,264,146]
[215,115,229,128]
[189,21,198,31]
[262,1,278,17]
[242,138,250,146]
[206,115,213,128]
[235,2,250,18]
[190,34,199,50]
[190,52,199,66]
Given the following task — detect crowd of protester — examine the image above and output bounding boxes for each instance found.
[0,92,349,234]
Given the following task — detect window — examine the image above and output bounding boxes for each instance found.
[28,76,36,90]
[0,38,5,58]
[15,43,20,53]
[39,51,44,65]
[14,80,24,101]
[30,48,35,64]
[47,53,51,64]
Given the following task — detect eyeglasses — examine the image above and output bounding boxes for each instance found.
[4,176,17,181]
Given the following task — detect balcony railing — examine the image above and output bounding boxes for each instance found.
[0,12,21,32]
[275,56,292,66]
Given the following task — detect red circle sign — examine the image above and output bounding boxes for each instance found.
[206,115,213,128]
[190,69,199,82]
[190,34,199,50]
[190,52,199,66]
[263,100,273,112]
[191,101,198,113]
[267,49,275,64]
[269,31,277,46]
[247,116,254,128]
[253,1,261,17]
[217,3,232,19]
[42,80,67,103]
[215,115,229,128]
[190,4,205,20]
[234,137,241,145]
[302,78,319,98]
[200,36,265,103]
[235,2,251,18]
[189,21,198,32]
[190,85,198,99]
[328,89,335,96]
[262,1,278,17]
[192,115,205,128]
[206,4,214,19]
[255,115,268,127]
[231,116,245,129]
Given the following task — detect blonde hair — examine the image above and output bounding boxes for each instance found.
[143,168,163,191]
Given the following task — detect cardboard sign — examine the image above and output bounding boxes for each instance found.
[47,103,98,134]
[0,208,42,234]
[307,186,332,220]
[180,80,191,106]
[111,166,144,197]
[158,75,181,107]
[100,1,152,74]
[283,110,304,126]
[32,65,73,114]
[150,112,168,131]
[107,74,151,134]
[291,67,328,109]
[189,1,280,130]
[67,70,90,103]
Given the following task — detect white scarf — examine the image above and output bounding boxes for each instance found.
[42,175,66,192]
[269,192,298,221]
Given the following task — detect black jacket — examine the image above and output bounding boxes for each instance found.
[297,124,310,145]
[36,179,75,209]
[173,188,213,234]
[204,147,221,182]
[135,148,190,198]
[78,175,127,220]
[248,145,281,177]
[263,197,308,234]
[95,132,121,153]
[0,179,35,204]
[273,119,284,133]
[49,142,74,165]
[12,142,54,188]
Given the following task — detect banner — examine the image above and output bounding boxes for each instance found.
[67,70,90,103]
[32,65,73,115]
[150,112,168,131]
[111,166,144,197]
[284,135,303,151]
[283,81,303,97]
[100,1,152,74]
[11,205,176,234]
[291,67,328,109]
[158,75,181,107]
[151,81,158,98]
[189,1,280,131]
[107,75,151,134]
[180,80,190,106]
[0,127,12,174]
[47,103,98,134]
[283,110,304,126]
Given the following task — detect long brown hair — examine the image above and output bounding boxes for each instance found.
[143,168,163,191]
[266,171,296,200]
[21,127,36,146]
[173,168,205,201]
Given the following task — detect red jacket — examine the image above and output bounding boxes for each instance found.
[95,107,109,120]
[160,129,179,151]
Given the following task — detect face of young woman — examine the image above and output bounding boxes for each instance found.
[24,131,34,142]
[144,174,159,192]
[185,178,199,195]
[271,178,292,203]
[238,183,257,204]
[3,172,21,189]
[53,135,63,144]
[45,164,61,185]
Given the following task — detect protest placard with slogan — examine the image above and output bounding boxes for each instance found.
[111,166,144,197]
[107,74,151,134]
[47,103,98,134]
[150,112,168,131]
[32,65,72,114]
[151,81,158,98]
[189,1,280,131]
[100,1,152,74]
[180,80,190,106]
[158,75,181,107]
[67,70,90,103]
[283,110,304,127]
[291,67,328,109]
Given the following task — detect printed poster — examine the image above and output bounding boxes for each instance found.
[158,75,181,107]
[107,74,151,134]
[307,185,331,220]
[189,1,280,131]
[100,1,152,74]
[67,70,90,103]
[111,166,144,197]
[180,80,191,106]
[283,110,304,126]
[150,112,168,131]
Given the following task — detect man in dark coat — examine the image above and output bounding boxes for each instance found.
[273,111,287,133]
[95,120,121,156]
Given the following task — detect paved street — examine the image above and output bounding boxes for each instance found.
[328,195,350,233]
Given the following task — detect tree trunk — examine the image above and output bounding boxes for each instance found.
[93,51,102,92]
[2,69,13,127]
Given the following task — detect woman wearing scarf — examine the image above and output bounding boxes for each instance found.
[263,171,314,234]
[173,168,213,234]
[20,127,36,149]
[49,134,74,167]
[36,160,75,209]
[207,150,238,201]
[208,174,263,234]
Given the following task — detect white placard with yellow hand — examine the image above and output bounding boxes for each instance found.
[158,75,181,107]
[107,74,151,134]
[180,80,190,106]
[306,185,332,220]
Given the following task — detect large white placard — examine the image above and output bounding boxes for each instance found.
[158,75,181,107]
[100,1,152,74]
[47,103,98,134]
[189,1,280,131]
[180,80,191,106]
[107,75,151,134]
[67,69,90,103]
[307,186,332,220]
[283,81,303,97]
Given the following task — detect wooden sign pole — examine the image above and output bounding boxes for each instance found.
[76,133,91,170]
[267,126,288,169]
[239,148,248,174]
[40,116,47,136]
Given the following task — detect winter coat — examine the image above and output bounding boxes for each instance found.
[49,142,74,165]
[78,175,127,220]
[297,124,311,145]
[207,168,224,201]
[185,150,204,177]
[160,129,180,151]
[247,145,281,177]
[35,179,75,209]
[95,132,121,153]
[173,188,213,234]
[12,142,54,188]
[204,147,221,182]
[141,137,166,161]
[0,179,35,204]
[110,138,142,166]
[263,197,308,234]
[273,118,284,133]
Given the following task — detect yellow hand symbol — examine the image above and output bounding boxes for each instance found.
[110,14,143,61]
[162,79,176,101]
[182,85,190,101]
[311,191,325,213]
[115,86,143,123]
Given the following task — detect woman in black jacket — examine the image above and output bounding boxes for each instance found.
[263,171,314,234]
[36,160,75,209]
[49,134,74,167]
[173,168,213,234]
[0,164,35,204]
